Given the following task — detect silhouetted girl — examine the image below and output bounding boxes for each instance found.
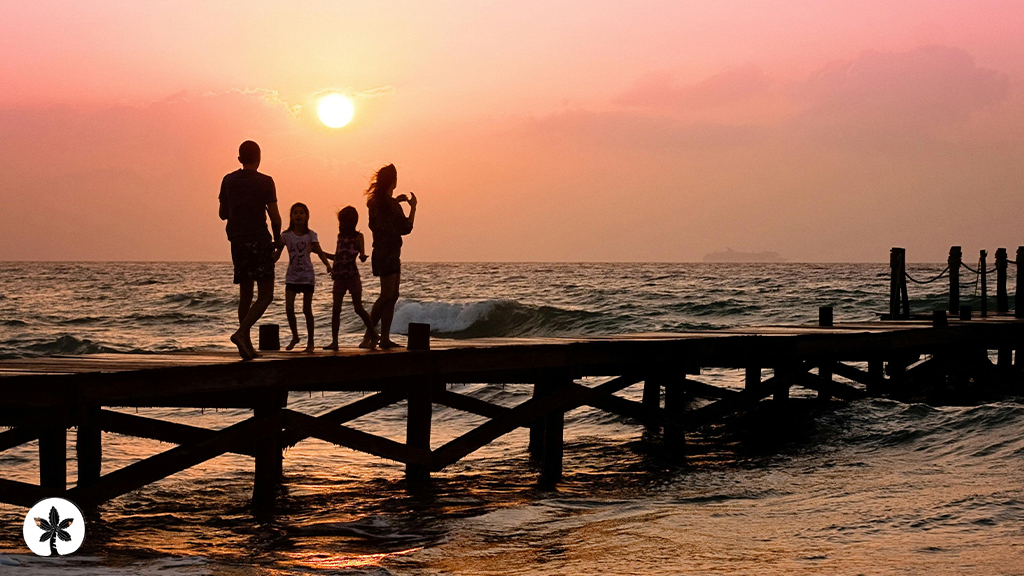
[274,202,332,351]
[365,164,417,348]
[323,206,376,350]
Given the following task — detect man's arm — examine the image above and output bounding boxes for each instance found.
[267,202,283,246]
[219,200,229,221]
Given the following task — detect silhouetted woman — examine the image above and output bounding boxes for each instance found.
[365,164,417,348]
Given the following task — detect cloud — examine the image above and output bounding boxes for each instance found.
[795,45,1010,129]
[615,65,772,111]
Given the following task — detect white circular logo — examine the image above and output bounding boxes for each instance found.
[23,498,85,556]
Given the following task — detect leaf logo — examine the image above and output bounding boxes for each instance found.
[23,498,85,556]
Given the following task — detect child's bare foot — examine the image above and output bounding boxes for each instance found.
[379,338,402,349]
[230,332,253,361]
[323,342,339,351]
[358,329,379,349]
[303,342,315,353]
[285,335,300,351]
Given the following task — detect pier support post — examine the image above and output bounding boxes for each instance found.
[817,361,834,402]
[642,378,661,433]
[76,405,101,488]
[996,248,1008,314]
[949,246,961,318]
[980,250,988,317]
[405,380,434,481]
[540,379,568,482]
[253,389,287,507]
[529,382,547,458]
[868,359,883,395]
[745,367,760,391]
[663,378,687,449]
[773,365,792,402]
[39,410,67,492]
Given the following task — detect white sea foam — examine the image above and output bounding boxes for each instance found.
[391,299,504,334]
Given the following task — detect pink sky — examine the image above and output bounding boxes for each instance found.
[1,0,1022,261]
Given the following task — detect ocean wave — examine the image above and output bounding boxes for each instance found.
[23,335,121,356]
[1,319,27,326]
[391,299,610,338]
[159,291,232,310]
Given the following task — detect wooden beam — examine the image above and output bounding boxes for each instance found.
[0,426,37,452]
[98,410,256,457]
[833,362,887,391]
[797,372,867,402]
[70,416,262,505]
[280,409,431,466]
[0,478,53,508]
[433,389,511,419]
[431,384,584,471]
[664,378,739,400]
[282,389,406,448]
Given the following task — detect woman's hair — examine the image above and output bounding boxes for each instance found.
[365,164,397,205]
[337,206,358,237]
[285,202,310,233]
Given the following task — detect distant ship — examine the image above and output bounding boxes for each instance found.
[703,248,787,263]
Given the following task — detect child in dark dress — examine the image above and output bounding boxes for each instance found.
[323,206,377,350]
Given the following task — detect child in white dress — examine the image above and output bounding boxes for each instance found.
[274,202,332,351]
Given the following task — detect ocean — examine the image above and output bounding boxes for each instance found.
[0,261,1022,575]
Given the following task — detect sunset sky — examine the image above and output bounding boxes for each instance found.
[2,0,1022,262]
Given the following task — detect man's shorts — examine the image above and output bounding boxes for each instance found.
[371,246,401,278]
[230,237,276,284]
[332,274,363,301]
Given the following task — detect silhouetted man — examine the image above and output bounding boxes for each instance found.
[219,140,282,359]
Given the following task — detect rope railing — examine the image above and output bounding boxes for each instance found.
[889,245,1022,320]
[904,266,949,285]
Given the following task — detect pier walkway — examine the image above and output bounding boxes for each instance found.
[2,313,1023,509]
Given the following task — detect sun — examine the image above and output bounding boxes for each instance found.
[317,94,354,128]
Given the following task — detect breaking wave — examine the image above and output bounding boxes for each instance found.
[391,299,611,338]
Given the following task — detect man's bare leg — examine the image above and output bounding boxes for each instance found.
[234,278,274,358]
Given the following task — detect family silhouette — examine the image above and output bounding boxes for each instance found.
[218,141,417,360]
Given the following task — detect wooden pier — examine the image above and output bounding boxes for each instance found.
[2,313,1023,510]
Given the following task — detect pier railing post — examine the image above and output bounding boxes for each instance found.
[39,408,68,492]
[948,246,961,317]
[405,378,436,481]
[1016,247,1023,318]
[253,388,287,507]
[979,250,988,317]
[76,405,102,488]
[996,248,1008,314]
[889,248,909,319]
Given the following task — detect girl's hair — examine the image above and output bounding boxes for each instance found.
[285,202,310,234]
[365,164,397,205]
[337,206,358,238]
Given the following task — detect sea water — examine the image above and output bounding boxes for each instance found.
[0,262,1021,575]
